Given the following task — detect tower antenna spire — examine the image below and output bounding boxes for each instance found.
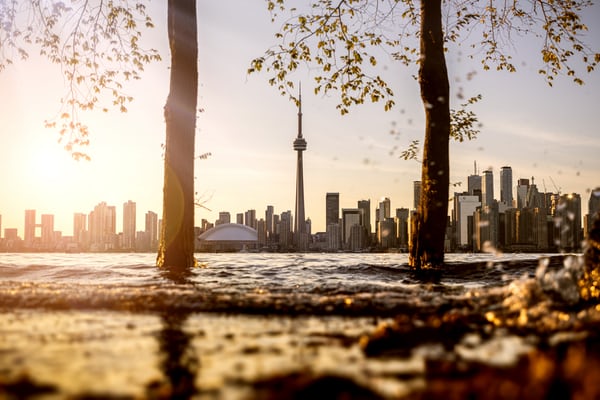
[293,81,308,249]
[297,82,303,138]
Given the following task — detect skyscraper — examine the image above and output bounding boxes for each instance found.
[145,211,158,250]
[265,205,274,235]
[517,178,530,209]
[293,85,308,249]
[24,209,36,247]
[468,161,482,198]
[357,199,371,235]
[413,181,422,210]
[500,166,513,207]
[40,214,54,249]
[122,200,136,250]
[482,169,494,208]
[73,213,87,248]
[326,193,340,227]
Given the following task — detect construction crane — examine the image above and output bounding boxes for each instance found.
[549,176,562,196]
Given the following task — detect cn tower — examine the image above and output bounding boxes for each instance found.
[293,85,307,243]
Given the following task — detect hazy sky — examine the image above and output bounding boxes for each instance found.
[1,0,599,237]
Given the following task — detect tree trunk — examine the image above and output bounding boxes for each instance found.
[409,0,450,269]
[156,0,198,276]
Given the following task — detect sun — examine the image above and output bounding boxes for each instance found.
[26,139,81,186]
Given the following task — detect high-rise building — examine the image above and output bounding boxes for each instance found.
[413,181,422,210]
[236,213,244,225]
[482,169,494,208]
[468,161,482,199]
[293,86,308,250]
[145,211,158,250]
[588,188,600,216]
[244,209,257,229]
[265,205,274,235]
[377,197,391,222]
[395,208,410,250]
[555,193,582,251]
[516,178,530,209]
[341,208,363,249]
[279,210,293,248]
[89,202,117,251]
[24,209,36,246]
[500,166,513,207]
[453,193,481,248]
[326,193,340,227]
[73,213,87,248]
[585,188,600,237]
[216,211,231,225]
[122,200,136,250]
[40,214,54,249]
[357,200,371,235]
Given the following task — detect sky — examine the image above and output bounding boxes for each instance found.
[1,0,599,238]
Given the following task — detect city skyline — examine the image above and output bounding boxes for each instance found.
[1,1,599,239]
[1,165,597,241]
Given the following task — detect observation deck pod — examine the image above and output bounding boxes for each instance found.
[293,137,307,151]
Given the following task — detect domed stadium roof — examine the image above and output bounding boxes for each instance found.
[198,223,258,242]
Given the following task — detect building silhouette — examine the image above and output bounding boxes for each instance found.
[500,166,513,207]
[413,181,421,210]
[293,86,308,250]
[122,200,136,250]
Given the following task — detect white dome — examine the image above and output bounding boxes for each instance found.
[198,223,258,242]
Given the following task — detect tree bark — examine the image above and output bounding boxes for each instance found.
[156,0,198,276]
[409,0,450,269]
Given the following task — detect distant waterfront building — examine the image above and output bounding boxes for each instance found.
[468,162,482,199]
[377,197,391,222]
[73,213,87,249]
[500,166,513,207]
[122,200,136,250]
[326,222,341,251]
[236,213,244,225]
[413,181,421,210]
[24,209,36,247]
[555,193,582,251]
[357,199,371,236]
[265,205,274,236]
[342,208,363,250]
[481,170,494,208]
[516,178,530,209]
[244,209,257,230]
[474,201,499,251]
[326,192,339,228]
[377,218,396,249]
[257,218,267,247]
[40,214,54,249]
[145,211,158,251]
[526,178,543,209]
[395,208,410,250]
[89,202,117,251]
[216,211,231,226]
[453,193,481,249]
[585,188,600,237]
[279,211,293,248]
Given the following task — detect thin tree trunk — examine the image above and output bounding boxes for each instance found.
[156,0,198,276]
[409,0,450,269]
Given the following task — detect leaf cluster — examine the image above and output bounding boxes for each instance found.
[251,0,599,115]
[0,0,161,159]
[250,0,419,114]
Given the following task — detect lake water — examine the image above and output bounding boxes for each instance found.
[1,252,597,399]
[0,252,568,314]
